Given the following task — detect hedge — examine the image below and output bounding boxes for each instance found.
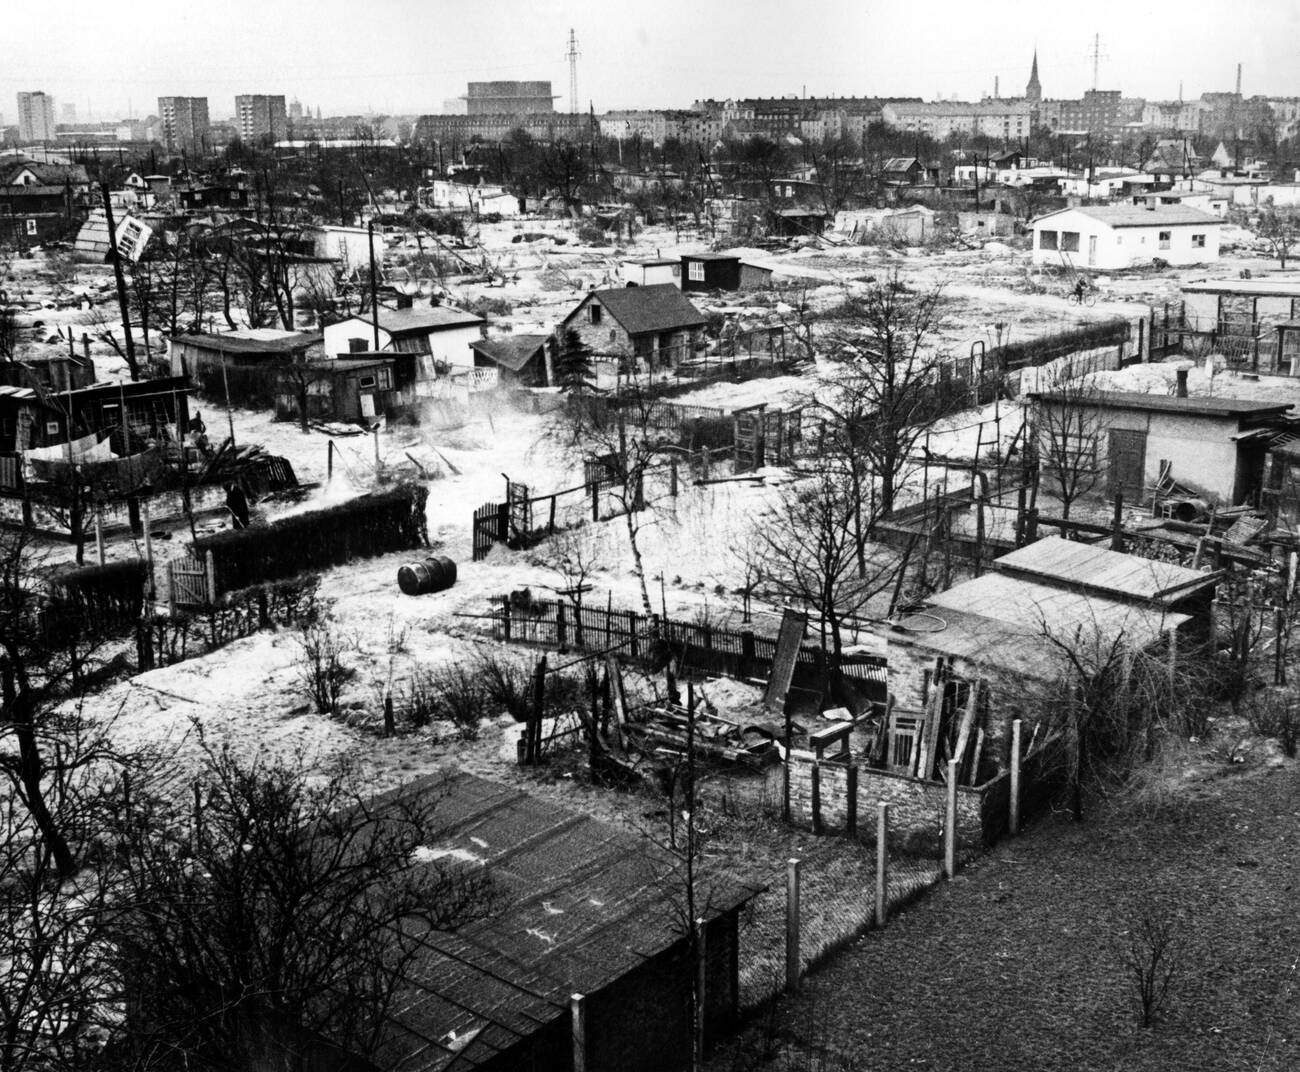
[992,318,1129,372]
[45,558,148,643]
[192,484,429,594]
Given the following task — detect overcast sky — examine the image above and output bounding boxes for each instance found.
[4,0,1298,122]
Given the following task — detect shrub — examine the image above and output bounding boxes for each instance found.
[1246,687,1300,758]
[1121,901,1183,1027]
[425,663,486,740]
[295,620,354,716]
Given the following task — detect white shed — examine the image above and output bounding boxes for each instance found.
[620,258,682,288]
[323,305,485,370]
[1031,205,1221,270]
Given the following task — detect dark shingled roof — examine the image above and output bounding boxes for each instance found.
[370,772,759,1072]
[566,284,706,336]
[469,334,548,372]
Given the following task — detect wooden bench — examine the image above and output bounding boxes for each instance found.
[808,719,854,761]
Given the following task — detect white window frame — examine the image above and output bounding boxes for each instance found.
[1158,231,1171,250]
[688,260,705,282]
[1192,233,1206,248]
[25,219,37,236]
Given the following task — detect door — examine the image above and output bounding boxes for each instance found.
[360,393,376,418]
[1087,234,1097,267]
[1108,428,1147,502]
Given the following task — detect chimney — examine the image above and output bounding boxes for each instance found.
[1175,369,1188,397]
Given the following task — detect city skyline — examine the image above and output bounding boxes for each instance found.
[3,0,1298,124]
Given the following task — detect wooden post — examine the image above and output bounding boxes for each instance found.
[204,550,216,605]
[99,182,138,378]
[142,497,154,599]
[670,458,679,497]
[501,595,512,641]
[94,509,106,564]
[875,801,889,927]
[943,758,958,879]
[327,439,334,481]
[846,763,858,837]
[811,761,822,834]
[556,602,567,651]
[1009,718,1022,836]
[1111,491,1124,551]
[221,356,236,449]
[373,424,381,472]
[1276,606,1286,686]
[570,993,586,1072]
[694,917,707,1069]
[1015,485,1027,547]
[383,691,395,737]
[785,857,801,993]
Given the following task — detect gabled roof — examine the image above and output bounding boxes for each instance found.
[339,305,485,338]
[469,334,548,372]
[883,156,920,172]
[1031,204,1221,228]
[565,284,706,336]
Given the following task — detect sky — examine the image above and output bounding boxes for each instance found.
[3,0,1298,123]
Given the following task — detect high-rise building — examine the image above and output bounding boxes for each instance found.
[16,91,56,143]
[464,81,556,116]
[289,97,303,121]
[235,94,288,142]
[157,96,211,151]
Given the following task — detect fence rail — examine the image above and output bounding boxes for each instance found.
[490,595,888,698]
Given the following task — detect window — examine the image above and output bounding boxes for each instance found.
[1060,231,1080,253]
[25,219,36,236]
[1192,233,1206,248]
[671,265,681,276]
[688,260,705,282]
[589,303,602,325]
[359,375,377,389]
[1039,229,1058,250]
[45,422,59,436]
[1158,231,1171,250]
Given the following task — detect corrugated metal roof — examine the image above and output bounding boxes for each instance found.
[369,772,760,1072]
[991,536,1216,605]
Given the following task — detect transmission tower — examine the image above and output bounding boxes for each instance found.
[1086,33,1109,91]
[566,29,581,115]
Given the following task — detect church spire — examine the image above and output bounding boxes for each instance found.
[1026,48,1042,103]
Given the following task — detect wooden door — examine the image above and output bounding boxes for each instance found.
[1108,428,1147,502]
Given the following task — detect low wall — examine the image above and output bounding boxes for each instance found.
[786,733,1062,852]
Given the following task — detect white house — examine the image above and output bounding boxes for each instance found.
[323,305,485,371]
[309,225,385,273]
[621,258,682,287]
[1031,205,1221,270]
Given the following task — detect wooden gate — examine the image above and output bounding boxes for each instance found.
[734,404,766,473]
[472,501,508,562]
[168,552,213,611]
[506,480,532,543]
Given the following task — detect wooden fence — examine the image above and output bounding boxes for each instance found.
[491,595,888,700]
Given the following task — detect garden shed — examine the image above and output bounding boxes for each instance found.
[366,772,757,1072]
[468,334,550,386]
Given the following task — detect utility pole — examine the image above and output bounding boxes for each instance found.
[100,183,139,380]
[368,219,381,352]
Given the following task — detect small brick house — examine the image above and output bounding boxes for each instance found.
[560,284,706,373]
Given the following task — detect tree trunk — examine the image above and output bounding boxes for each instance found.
[9,690,76,877]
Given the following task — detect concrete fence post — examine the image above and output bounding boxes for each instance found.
[846,763,858,837]
[810,761,822,835]
[694,916,707,1068]
[785,857,801,993]
[570,993,586,1072]
[875,801,889,927]
[1009,718,1023,836]
[943,759,958,880]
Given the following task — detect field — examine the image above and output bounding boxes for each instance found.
[709,741,1300,1072]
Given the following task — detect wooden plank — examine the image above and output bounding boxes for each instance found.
[763,609,807,715]
[966,727,985,786]
[917,659,945,780]
[949,679,980,784]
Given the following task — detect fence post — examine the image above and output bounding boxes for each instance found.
[383,691,395,737]
[785,857,801,994]
[694,917,707,1068]
[670,458,679,497]
[629,612,640,657]
[570,993,586,1072]
[875,801,889,927]
[846,763,858,837]
[203,551,216,605]
[590,481,599,521]
[811,761,822,834]
[1111,492,1124,551]
[94,509,106,565]
[1009,718,1022,836]
[740,629,755,676]
[556,602,567,652]
[943,758,958,880]
[501,595,512,641]
[142,497,155,600]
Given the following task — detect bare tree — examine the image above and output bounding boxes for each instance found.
[1030,374,1107,520]
[753,464,898,694]
[107,749,499,1072]
[820,274,949,517]
[1257,205,1300,270]
[1121,899,1183,1027]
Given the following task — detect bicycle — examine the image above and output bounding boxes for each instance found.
[1069,287,1098,308]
